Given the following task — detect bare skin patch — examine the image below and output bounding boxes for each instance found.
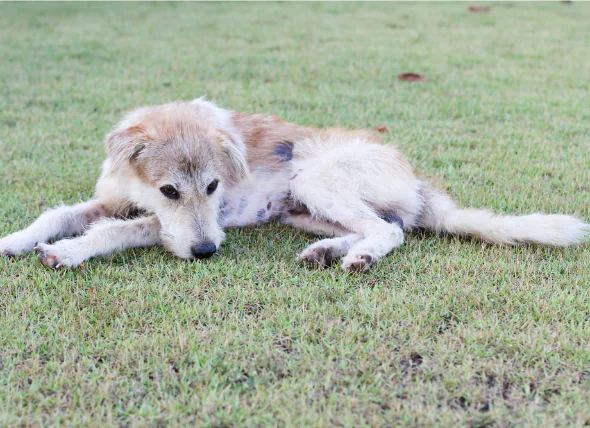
[274,141,294,162]
[83,204,108,224]
[218,200,232,223]
[237,198,249,216]
[380,211,404,229]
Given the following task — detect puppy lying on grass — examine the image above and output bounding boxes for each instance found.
[1,98,588,271]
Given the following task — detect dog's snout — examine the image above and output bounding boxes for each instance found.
[191,242,217,259]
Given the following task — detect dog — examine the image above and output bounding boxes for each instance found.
[0,98,588,271]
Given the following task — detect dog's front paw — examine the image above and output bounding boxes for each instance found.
[297,245,335,268]
[0,232,38,257]
[341,253,373,273]
[34,242,82,269]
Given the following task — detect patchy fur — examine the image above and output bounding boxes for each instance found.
[1,99,588,271]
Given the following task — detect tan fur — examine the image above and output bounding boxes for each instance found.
[1,98,588,271]
[232,112,315,170]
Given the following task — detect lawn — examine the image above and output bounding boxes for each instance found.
[1,2,589,426]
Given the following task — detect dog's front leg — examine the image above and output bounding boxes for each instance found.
[34,215,161,269]
[0,200,113,256]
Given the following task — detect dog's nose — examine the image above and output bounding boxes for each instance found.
[191,242,217,259]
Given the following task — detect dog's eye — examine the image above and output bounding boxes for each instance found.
[160,185,180,200]
[207,180,219,195]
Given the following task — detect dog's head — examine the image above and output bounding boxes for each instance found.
[105,100,249,259]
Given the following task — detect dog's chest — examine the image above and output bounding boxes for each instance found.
[218,169,292,228]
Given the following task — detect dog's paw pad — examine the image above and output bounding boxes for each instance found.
[342,254,373,272]
[35,244,65,269]
[297,246,334,268]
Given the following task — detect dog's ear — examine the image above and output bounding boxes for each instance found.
[217,130,250,183]
[106,124,149,170]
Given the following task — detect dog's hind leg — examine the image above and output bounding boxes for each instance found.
[294,199,403,272]
[339,219,404,272]
[282,211,362,267]
[297,234,363,268]
[289,170,406,272]
[288,131,424,271]
[287,189,404,272]
[282,212,350,237]
[35,215,160,269]
[0,200,113,257]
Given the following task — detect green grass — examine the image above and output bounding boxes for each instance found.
[1,2,589,426]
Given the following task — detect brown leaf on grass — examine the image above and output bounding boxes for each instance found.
[375,125,388,133]
[397,73,427,82]
[469,6,490,12]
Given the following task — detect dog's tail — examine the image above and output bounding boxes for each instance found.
[417,184,590,246]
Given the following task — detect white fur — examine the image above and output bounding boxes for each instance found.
[34,216,160,268]
[419,185,590,246]
[96,162,227,259]
[190,97,234,131]
[0,201,106,256]
[1,99,588,271]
